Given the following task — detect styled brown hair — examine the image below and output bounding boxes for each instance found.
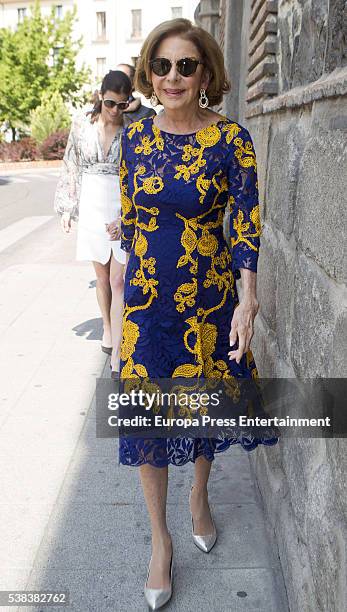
[134,18,230,106]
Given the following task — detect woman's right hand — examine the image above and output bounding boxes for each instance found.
[61,212,72,234]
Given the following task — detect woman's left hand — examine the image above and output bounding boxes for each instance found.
[228,297,259,364]
[106,218,121,240]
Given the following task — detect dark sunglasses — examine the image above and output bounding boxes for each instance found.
[149,57,203,77]
[103,99,129,110]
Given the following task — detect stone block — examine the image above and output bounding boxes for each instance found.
[327,439,347,523]
[252,317,281,377]
[278,0,328,90]
[305,473,346,612]
[325,0,347,72]
[331,307,347,377]
[281,439,327,537]
[275,238,296,363]
[275,495,319,612]
[251,445,328,612]
[291,253,342,376]
[252,310,295,377]
[249,442,286,522]
[257,230,277,332]
[295,128,347,284]
[265,124,304,237]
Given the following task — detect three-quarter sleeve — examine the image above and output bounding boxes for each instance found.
[227,127,262,280]
[120,129,136,253]
[53,115,82,221]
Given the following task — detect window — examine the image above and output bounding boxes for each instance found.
[17,8,27,24]
[131,9,142,38]
[55,5,63,19]
[171,6,182,19]
[53,48,59,66]
[96,12,106,40]
[97,57,106,78]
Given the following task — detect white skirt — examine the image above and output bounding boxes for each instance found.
[76,173,126,265]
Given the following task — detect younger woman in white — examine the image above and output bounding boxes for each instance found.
[54,70,132,374]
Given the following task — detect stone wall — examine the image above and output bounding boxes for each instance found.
[250,89,347,610]
[216,0,347,610]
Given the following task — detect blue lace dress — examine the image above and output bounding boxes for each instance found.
[118,115,279,466]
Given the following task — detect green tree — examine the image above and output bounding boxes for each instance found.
[46,6,91,105]
[0,1,91,140]
[30,91,71,143]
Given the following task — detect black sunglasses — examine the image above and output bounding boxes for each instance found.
[149,57,203,77]
[103,99,129,110]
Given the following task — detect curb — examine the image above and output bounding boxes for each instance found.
[0,160,62,171]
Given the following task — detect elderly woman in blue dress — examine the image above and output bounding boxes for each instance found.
[118,19,279,609]
[54,71,132,375]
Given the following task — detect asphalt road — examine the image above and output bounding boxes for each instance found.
[0,167,77,269]
[0,167,59,228]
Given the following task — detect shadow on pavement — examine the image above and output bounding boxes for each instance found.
[72,317,103,341]
[22,360,289,612]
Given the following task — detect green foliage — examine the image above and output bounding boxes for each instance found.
[30,91,71,143]
[0,0,91,138]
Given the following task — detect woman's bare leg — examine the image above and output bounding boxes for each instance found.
[139,464,172,589]
[109,256,124,371]
[92,260,112,346]
[190,455,214,534]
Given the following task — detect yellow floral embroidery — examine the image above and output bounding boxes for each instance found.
[250,204,261,234]
[120,319,148,379]
[231,207,261,251]
[172,165,236,376]
[173,205,236,378]
[174,278,197,313]
[196,173,212,204]
[233,137,256,169]
[120,135,164,378]
[120,154,136,247]
[195,125,221,147]
[121,223,159,377]
[172,316,203,378]
[127,119,145,139]
[203,245,234,295]
[222,122,242,144]
[176,222,198,275]
[182,144,200,161]
[172,316,235,379]
[143,176,164,194]
[174,125,221,182]
[197,231,218,257]
[134,125,164,155]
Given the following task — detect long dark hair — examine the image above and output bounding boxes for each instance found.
[88,70,132,122]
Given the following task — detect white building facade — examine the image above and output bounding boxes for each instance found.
[0,0,199,85]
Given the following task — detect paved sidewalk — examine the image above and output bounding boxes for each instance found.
[0,259,108,610]
[20,362,289,612]
[0,221,289,611]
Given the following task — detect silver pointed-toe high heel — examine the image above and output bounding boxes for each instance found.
[189,485,217,553]
[144,551,173,610]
